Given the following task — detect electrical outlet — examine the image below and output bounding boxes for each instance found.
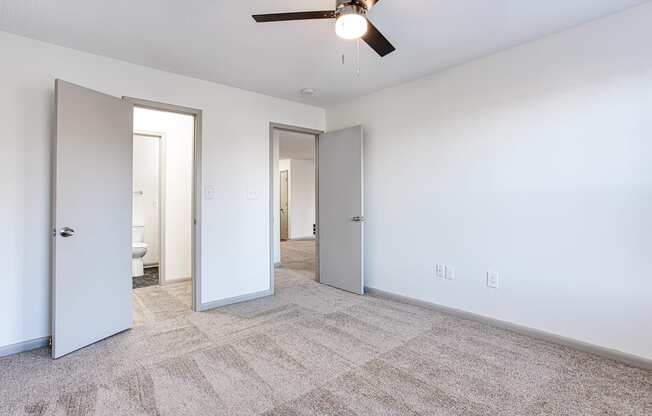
[435,264,444,278]
[444,265,455,280]
[487,271,499,288]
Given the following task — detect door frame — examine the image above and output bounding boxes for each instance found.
[133,130,166,285]
[125,97,203,312]
[269,122,323,292]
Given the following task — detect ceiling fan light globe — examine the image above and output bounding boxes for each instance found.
[335,14,368,40]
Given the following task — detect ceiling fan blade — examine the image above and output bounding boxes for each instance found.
[252,11,336,23]
[362,20,395,57]
[360,0,382,9]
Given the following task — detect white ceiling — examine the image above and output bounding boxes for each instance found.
[0,0,647,105]
[279,130,315,160]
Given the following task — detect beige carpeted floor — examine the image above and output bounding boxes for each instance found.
[1,240,650,415]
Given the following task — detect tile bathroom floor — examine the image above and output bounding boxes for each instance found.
[132,266,159,289]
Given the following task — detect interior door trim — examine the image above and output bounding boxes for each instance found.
[269,122,323,293]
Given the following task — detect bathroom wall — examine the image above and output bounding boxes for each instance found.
[132,134,160,265]
[134,108,194,283]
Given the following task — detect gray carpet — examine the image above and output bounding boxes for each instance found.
[1,241,650,415]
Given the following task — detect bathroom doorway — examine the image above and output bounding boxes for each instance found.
[132,131,162,288]
[128,98,203,317]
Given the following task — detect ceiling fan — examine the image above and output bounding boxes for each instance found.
[252,0,395,57]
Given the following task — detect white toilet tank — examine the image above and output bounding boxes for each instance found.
[132,225,145,243]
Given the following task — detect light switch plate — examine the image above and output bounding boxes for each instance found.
[435,264,444,278]
[247,187,259,200]
[205,185,216,200]
[487,271,499,288]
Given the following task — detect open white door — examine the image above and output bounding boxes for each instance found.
[52,80,133,358]
[318,126,364,294]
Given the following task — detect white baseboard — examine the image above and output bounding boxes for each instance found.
[0,336,50,358]
[365,286,652,371]
[161,277,191,285]
[289,236,315,241]
[198,289,273,311]
[0,288,269,358]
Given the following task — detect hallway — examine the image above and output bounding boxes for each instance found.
[277,239,316,288]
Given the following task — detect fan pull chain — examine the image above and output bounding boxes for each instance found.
[356,38,361,77]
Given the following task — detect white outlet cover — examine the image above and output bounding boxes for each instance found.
[487,271,499,288]
[435,264,444,278]
[445,265,455,280]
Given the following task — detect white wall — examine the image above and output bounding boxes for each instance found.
[327,4,652,360]
[134,108,194,282]
[0,31,324,350]
[279,159,292,175]
[273,131,281,264]
[289,159,316,240]
[275,159,315,243]
[133,134,161,265]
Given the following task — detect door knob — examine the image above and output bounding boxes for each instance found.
[352,216,366,223]
[59,227,76,237]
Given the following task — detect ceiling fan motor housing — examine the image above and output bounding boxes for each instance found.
[336,0,368,16]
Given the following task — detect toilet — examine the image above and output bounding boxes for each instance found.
[132,225,148,277]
